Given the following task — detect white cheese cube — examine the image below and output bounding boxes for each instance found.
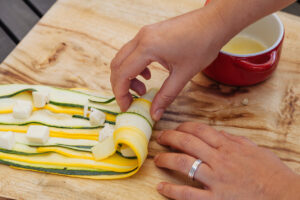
[32,91,50,108]
[98,123,114,142]
[90,108,106,126]
[0,132,15,150]
[26,125,49,144]
[13,100,33,120]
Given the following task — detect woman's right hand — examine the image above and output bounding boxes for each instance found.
[154,122,300,200]
[110,5,228,121]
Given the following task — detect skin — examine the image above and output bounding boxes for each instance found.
[154,122,300,200]
[110,0,296,121]
[110,0,299,199]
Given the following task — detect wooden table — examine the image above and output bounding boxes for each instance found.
[0,0,300,199]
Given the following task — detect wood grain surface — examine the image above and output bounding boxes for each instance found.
[0,0,300,199]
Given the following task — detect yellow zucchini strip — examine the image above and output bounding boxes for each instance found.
[8,164,137,180]
[0,85,157,179]
[134,98,152,107]
[0,153,137,172]
[89,89,158,178]
[36,147,93,159]
[0,125,99,140]
[0,105,116,122]
[0,106,13,114]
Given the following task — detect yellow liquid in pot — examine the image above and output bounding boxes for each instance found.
[222,36,267,55]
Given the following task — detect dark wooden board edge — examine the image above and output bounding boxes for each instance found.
[26,0,57,16]
[0,27,16,62]
[0,0,39,40]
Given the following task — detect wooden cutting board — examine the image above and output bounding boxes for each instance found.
[0,0,300,199]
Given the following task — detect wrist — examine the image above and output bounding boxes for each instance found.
[211,0,296,44]
[190,5,231,53]
[209,0,253,43]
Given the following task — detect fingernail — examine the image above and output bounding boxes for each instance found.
[154,154,159,162]
[156,131,163,141]
[153,109,164,121]
[157,183,164,191]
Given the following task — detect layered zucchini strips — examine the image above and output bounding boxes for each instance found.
[0,84,157,179]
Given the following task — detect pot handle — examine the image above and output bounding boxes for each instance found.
[233,51,278,72]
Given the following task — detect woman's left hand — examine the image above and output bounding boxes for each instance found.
[154,122,300,200]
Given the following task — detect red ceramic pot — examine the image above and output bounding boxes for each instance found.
[203,14,284,86]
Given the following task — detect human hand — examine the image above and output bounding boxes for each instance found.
[154,122,300,200]
[110,6,227,121]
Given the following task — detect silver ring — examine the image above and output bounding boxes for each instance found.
[188,159,202,180]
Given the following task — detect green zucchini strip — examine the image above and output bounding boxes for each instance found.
[0,88,37,99]
[0,121,103,129]
[27,144,93,152]
[119,112,153,128]
[88,97,116,104]
[0,84,155,179]
[0,159,137,176]
[27,144,137,159]
[0,148,49,156]
[72,115,116,125]
[50,101,119,115]
[88,94,139,104]
[0,84,120,114]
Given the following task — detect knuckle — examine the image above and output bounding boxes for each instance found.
[195,123,209,135]
[139,25,154,36]
[215,153,229,165]
[219,130,227,136]
[159,93,176,106]
[218,142,231,153]
[138,39,153,55]
[178,135,193,148]
[137,25,159,55]
[234,135,254,146]
[234,135,246,140]
[139,25,149,35]
[237,135,249,142]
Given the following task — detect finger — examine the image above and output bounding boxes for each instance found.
[140,67,151,80]
[220,131,257,146]
[157,182,212,200]
[111,38,138,70]
[112,47,153,111]
[151,70,191,121]
[176,122,227,148]
[157,130,217,164]
[130,78,146,96]
[154,153,213,185]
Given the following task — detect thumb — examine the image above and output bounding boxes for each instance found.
[150,70,191,121]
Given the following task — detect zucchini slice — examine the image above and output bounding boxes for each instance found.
[0,85,157,179]
[0,159,138,178]
[0,84,120,114]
